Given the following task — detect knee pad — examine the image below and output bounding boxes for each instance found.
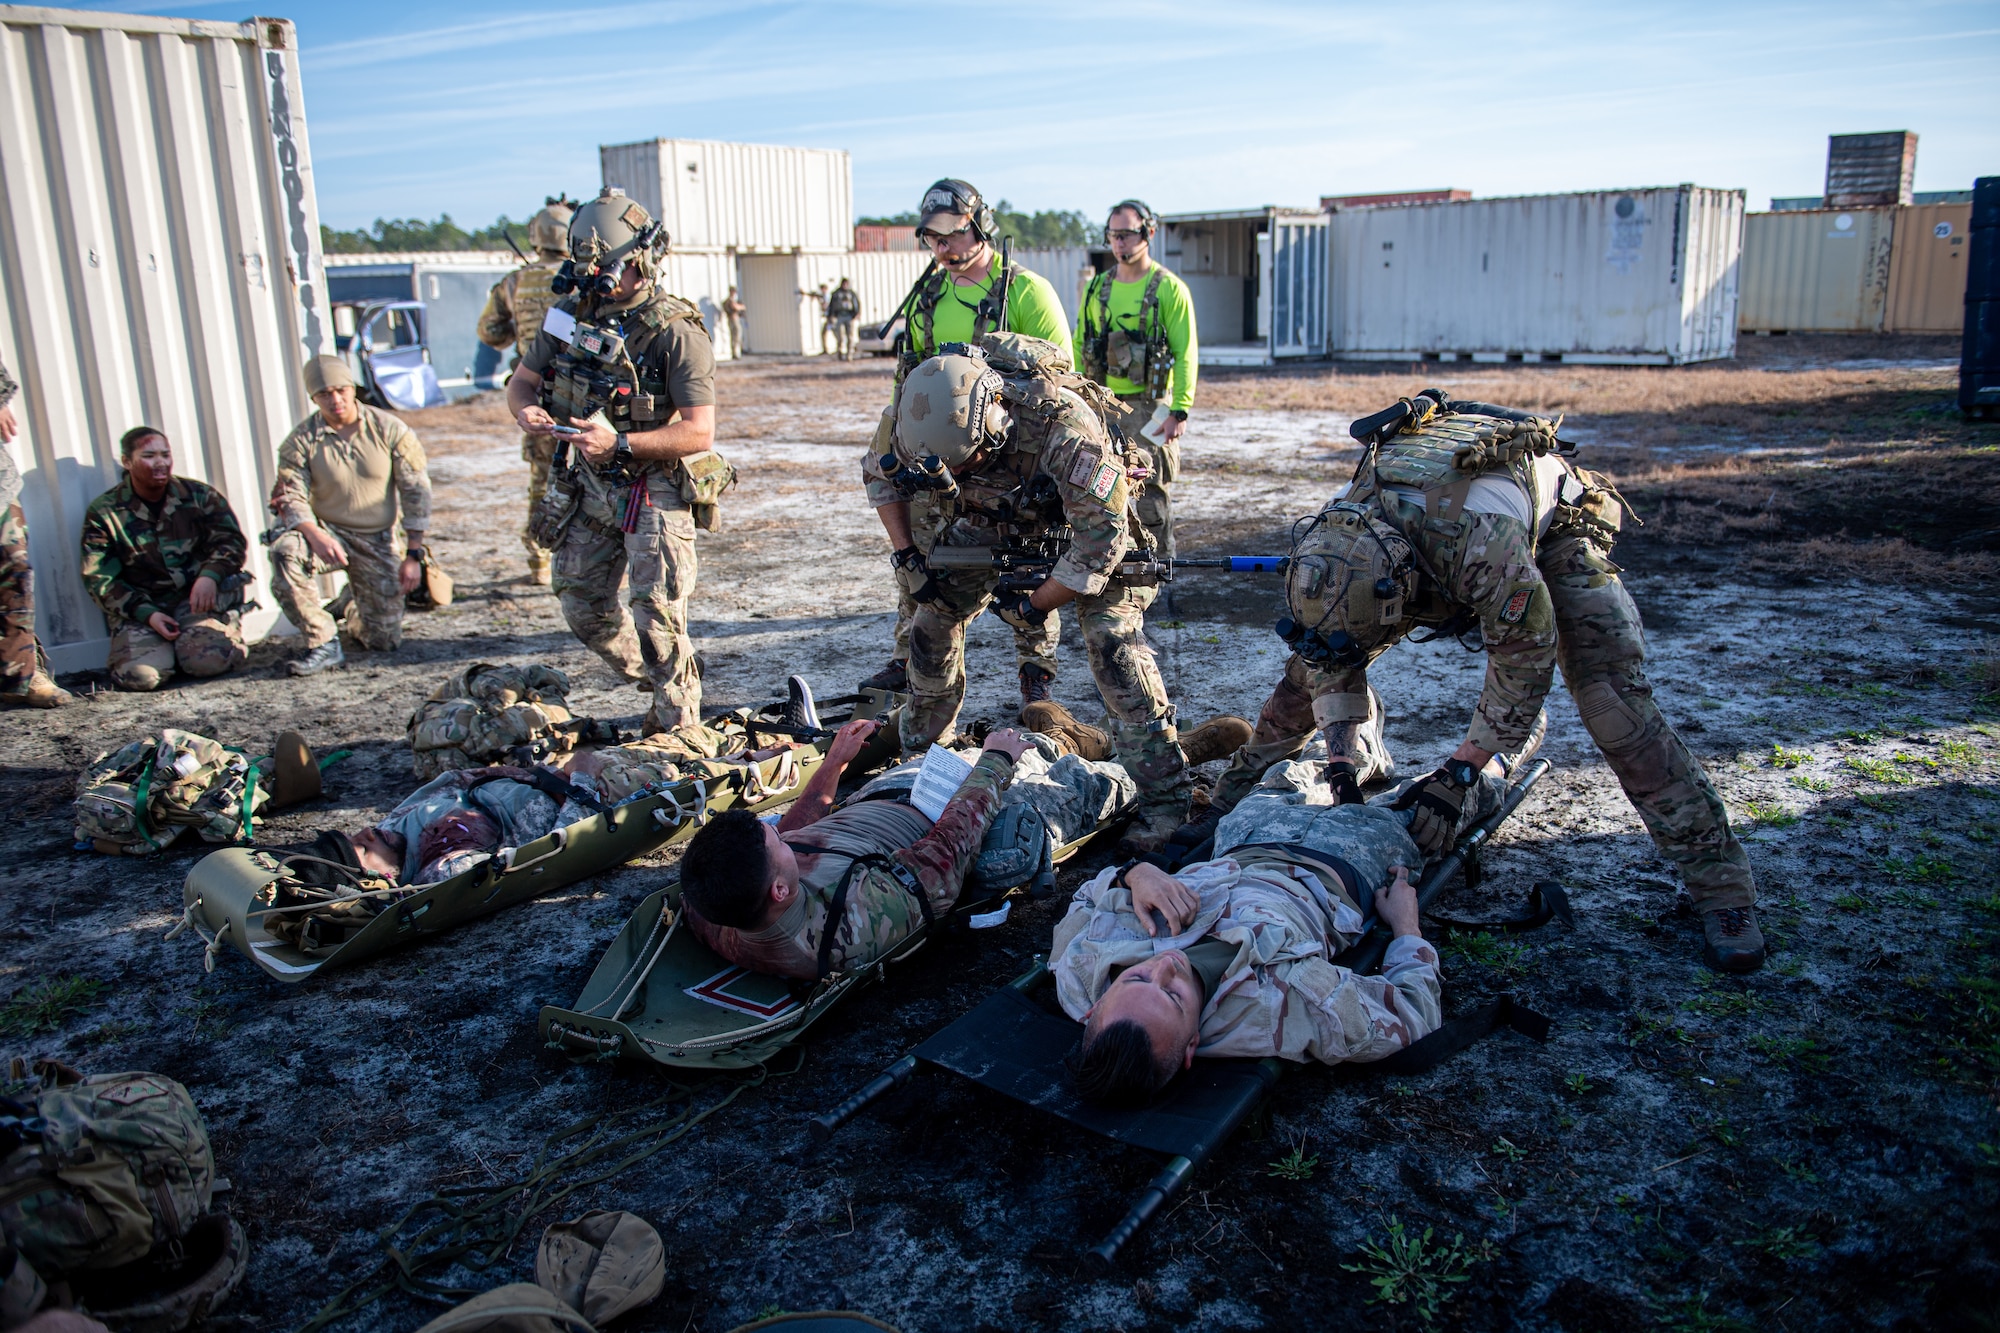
[113,663,162,692]
[176,626,243,677]
[1575,679,1651,755]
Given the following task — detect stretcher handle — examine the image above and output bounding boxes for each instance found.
[809,1054,920,1144]
[1088,1155,1193,1269]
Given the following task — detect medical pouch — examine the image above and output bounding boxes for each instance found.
[676,448,736,532]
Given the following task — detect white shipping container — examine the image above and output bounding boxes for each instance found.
[599,138,852,254]
[0,5,327,670]
[1737,207,1894,333]
[1011,246,1097,327]
[1329,186,1743,365]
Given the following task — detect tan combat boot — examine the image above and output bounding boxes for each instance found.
[268,730,322,810]
[527,549,552,587]
[1179,715,1253,767]
[0,671,73,708]
[1019,700,1112,761]
[1701,906,1766,974]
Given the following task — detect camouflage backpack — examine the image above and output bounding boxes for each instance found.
[408,663,612,779]
[73,730,264,856]
[0,1067,216,1283]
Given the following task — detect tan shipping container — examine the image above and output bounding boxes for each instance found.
[1885,203,1972,333]
[1737,207,1893,332]
[0,5,327,671]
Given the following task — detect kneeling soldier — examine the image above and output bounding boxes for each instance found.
[80,426,250,690]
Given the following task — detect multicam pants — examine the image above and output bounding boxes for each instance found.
[552,477,701,736]
[898,565,1187,809]
[0,502,35,688]
[1105,394,1178,560]
[831,317,856,360]
[107,603,247,691]
[522,434,558,558]
[268,522,406,650]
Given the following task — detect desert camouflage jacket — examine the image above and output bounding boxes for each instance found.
[80,476,248,626]
[1052,855,1443,1066]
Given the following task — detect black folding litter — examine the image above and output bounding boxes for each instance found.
[812,760,1558,1263]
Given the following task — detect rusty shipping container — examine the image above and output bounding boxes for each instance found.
[1328,186,1742,364]
[1885,204,1972,334]
[599,138,853,254]
[1737,207,1895,333]
[0,4,327,671]
[1826,131,1917,208]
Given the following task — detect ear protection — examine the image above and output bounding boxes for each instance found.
[1104,199,1158,244]
[918,178,997,243]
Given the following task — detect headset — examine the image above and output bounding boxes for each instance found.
[1104,198,1158,245]
[917,179,997,244]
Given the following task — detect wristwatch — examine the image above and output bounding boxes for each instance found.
[1169,409,1188,422]
[612,432,633,470]
[405,546,424,562]
[1443,759,1479,790]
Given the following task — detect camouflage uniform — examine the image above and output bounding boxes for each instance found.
[863,378,1187,815]
[267,404,430,650]
[1214,414,1755,912]
[408,662,581,778]
[79,475,249,690]
[0,354,39,691]
[685,750,1013,979]
[478,259,566,570]
[521,284,717,736]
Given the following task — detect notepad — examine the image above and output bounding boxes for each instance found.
[909,744,974,822]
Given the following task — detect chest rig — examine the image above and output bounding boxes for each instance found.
[896,259,1028,385]
[538,292,705,452]
[508,263,563,361]
[1079,266,1173,398]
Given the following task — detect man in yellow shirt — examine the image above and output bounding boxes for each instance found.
[1074,199,1197,560]
[859,179,1075,712]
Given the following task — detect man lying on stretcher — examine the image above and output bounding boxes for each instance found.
[677,720,1037,982]
[1055,738,1529,1106]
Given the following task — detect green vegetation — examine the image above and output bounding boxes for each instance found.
[1655,1288,1754,1331]
[0,975,105,1037]
[1267,1142,1319,1181]
[1687,981,1759,1017]
[1847,756,1914,785]
[1788,773,1833,793]
[1832,893,1870,912]
[854,202,1094,247]
[1883,852,1957,884]
[1445,933,1531,976]
[1343,1217,1494,1326]
[1733,1225,1820,1261]
[1491,1136,1527,1163]
[1936,738,1980,767]
[1744,801,1798,828]
[1748,1034,1832,1073]
[1768,745,1813,769]
[321,213,538,254]
[1564,1072,1595,1097]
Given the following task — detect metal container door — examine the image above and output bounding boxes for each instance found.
[1270,214,1327,358]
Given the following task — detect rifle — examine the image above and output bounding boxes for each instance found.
[499,225,529,263]
[923,543,1284,600]
[995,234,1013,332]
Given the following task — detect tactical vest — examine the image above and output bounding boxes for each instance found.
[407,662,599,779]
[827,286,860,319]
[896,258,1028,385]
[539,289,708,445]
[509,261,563,362]
[1079,265,1173,398]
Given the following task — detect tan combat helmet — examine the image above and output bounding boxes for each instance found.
[527,196,575,257]
[893,350,1009,470]
[567,186,668,280]
[1275,501,1418,670]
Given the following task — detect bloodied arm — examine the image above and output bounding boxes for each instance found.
[1026,425,1133,612]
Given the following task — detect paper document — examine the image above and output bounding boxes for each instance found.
[909,744,974,822]
[541,306,577,344]
[1138,403,1172,447]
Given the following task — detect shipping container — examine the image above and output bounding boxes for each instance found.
[1160,208,1329,365]
[1826,131,1916,208]
[0,5,326,671]
[324,251,518,391]
[734,252,921,355]
[1012,246,1098,326]
[1885,204,1973,334]
[1329,187,1741,364]
[853,224,920,253]
[599,138,852,254]
[1738,207,1894,332]
[1320,189,1468,210]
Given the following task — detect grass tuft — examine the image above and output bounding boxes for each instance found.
[1343,1217,1494,1326]
[0,976,106,1037]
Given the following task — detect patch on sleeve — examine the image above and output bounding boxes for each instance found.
[1067,449,1100,488]
[1498,583,1536,624]
[1088,461,1121,503]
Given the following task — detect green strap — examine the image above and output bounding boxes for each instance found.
[317,748,354,772]
[128,755,163,850]
[237,767,260,841]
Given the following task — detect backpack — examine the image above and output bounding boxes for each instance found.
[0,1068,216,1279]
[973,332,1122,424]
[73,730,263,855]
[408,663,609,779]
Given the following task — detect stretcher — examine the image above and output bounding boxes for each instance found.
[171,699,889,984]
[538,755,1139,1071]
[809,759,1555,1265]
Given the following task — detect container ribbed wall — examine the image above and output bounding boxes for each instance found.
[1885,204,1972,334]
[1738,208,1894,332]
[0,5,327,669]
[599,138,852,253]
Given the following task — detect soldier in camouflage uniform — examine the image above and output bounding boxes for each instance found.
[866,334,1190,850]
[1197,393,1764,973]
[477,197,574,586]
[678,719,1034,980]
[0,352,72,707]
[79,426,250,691]
[508,187,721,738]
[266,355,431,675]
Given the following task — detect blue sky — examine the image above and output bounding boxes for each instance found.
[96,1,2000,229]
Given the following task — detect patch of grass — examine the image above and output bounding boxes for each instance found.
[1887,888,1940,909]
[1564,1072,1595,1097]
[1687,982,1759,1017]
[1884,852,1957,884]
[1491,1137,1527,1163]
[1748,1034,1832,1073]
[1779,1157,1821,1184]
[1342,1217,1494,1327]
[1844,728,1885,744]
[0,976,106,1037]
[1733,1224,1821,1261]
[1936,738,1981,767]
[1654,1288,1753,1332]
[1854,682,1902,699]
[1847,756,1914,785]
[1268,1139,1319,1181]
[1788,773,1833,793]
[1859,793,1898,811]
[1832,893,1870,912]
[1768,744,1813,769]
[1445,933,1531,977]
[1744,800,1798,828]
[1707,1117,1743,1149]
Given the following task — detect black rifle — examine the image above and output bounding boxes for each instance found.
[923,542,1285,599]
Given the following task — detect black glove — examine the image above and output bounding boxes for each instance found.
[995,590,1048,626]
[891,546,946,606]
[1391,760,1478,857]
[1325,758,1364,806]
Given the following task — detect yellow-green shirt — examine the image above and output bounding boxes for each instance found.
[902,254,1071,362]
[1074,261,1198,412]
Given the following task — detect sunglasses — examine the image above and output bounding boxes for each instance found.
[1107,228,1146,241]
[917,224,975,248]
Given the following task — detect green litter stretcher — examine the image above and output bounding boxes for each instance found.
[539,758,1137,1071]
[175,710,854,984]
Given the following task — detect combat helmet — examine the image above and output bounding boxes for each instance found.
[893,349,1010,470]
[1275,500,1418,670]
[557,186,669,295]
[528,196,576,255]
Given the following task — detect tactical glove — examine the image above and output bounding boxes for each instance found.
[1391,760,1478,858]
[1325,758,1364,806]
[891,546,946,606]
[994,591,1049,628]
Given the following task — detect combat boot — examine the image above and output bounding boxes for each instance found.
[1118,803,1189,856]
[268,730,321,810]
[287,640,345,677]
[1017,663,1054,715]
[1020,700,1111,760]
[1180,715,1253,767]
[859,658,908,692]
[527,549,551,587]
[0,670,73,708]
[1701,906,1766,974]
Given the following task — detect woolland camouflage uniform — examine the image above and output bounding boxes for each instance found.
[685,750,1014,980]
[73,729,269,855]
[1215,403,1755,912]
[522,281,717,735]
[267,403,431,650]
[0,1067,217,1304]
[0,354,39,692]
[408,662,586,778]
[478,257,568,567]
[864,337,1187,816]
[80,475,250,690]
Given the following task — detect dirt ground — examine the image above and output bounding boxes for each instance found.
[3,333,1997,1332]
